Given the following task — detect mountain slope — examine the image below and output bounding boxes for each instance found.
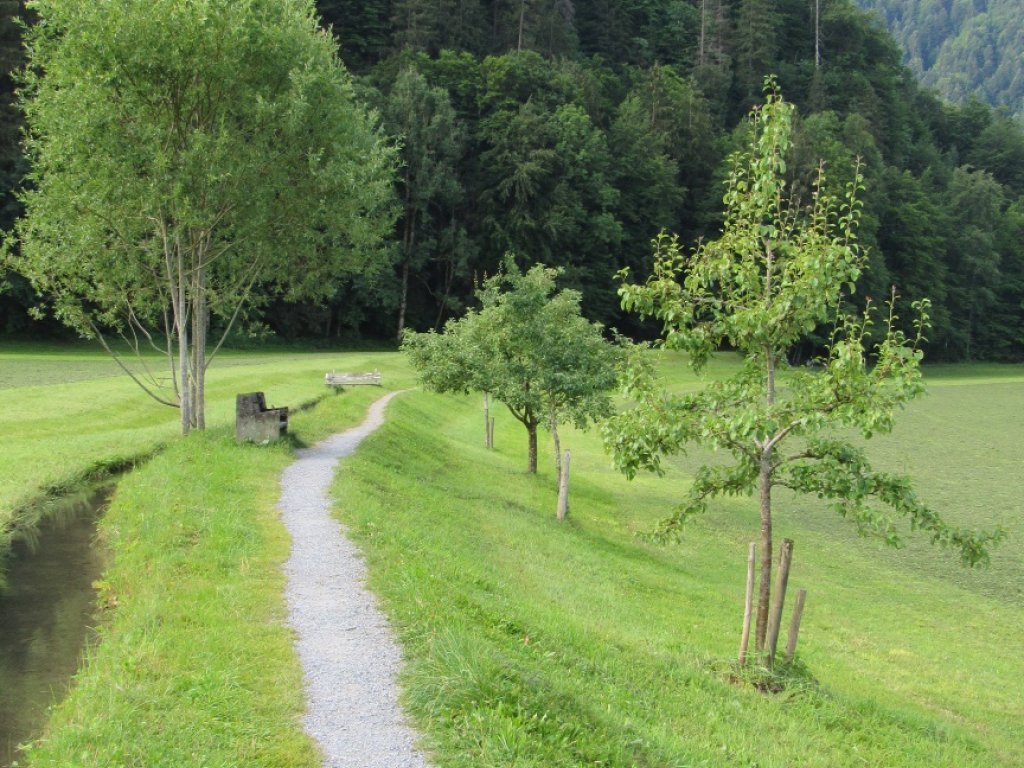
[856,0,1023,118]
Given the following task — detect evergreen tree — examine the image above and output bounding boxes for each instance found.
[733,0,781,107]
[943,166,1004,360]
[384,68,465,339]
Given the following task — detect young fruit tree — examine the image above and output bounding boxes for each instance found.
[603,83,1001,661]
[403,260,621,479]
[7,0,395,434]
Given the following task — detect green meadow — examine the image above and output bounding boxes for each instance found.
[2,345,1022,766]
[331,352,1024,767]
[1,343,415,766]
[0,343,407,575]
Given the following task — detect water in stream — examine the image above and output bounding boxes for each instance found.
[0,489,108,766]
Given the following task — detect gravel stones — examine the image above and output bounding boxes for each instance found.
[279,392,429,768]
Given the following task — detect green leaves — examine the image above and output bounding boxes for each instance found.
[781,437,1004,567]
[606,85,999,568]
[404,260,624,469]
[11,0,396,430]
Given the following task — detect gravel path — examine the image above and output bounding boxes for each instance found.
[279,391,429,768]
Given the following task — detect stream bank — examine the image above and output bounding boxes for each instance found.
[0,487,110,767]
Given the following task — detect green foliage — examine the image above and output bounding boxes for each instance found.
[605,84,999,656]
[8,0,396,431]
[384,66,466,337]
[856,0,1024,121]
[610,66,716,281]
[403,260,622,473]
[1,0,1023,359]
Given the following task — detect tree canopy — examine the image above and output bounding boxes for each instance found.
[403,260,621,474]
[8,0,395,432]
[2,0,1023,360]
[856,0,1024,121]
[604,85,1001,658]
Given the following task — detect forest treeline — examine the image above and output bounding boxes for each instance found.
[2,0,1023,361]
[855,0,1024,121]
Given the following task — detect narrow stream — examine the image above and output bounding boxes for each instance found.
[0,488,109,767]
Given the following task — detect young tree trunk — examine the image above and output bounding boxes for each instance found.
[756,343,777,651]
[556,450,570,520]
[396,206,416,342]
[483,393,491,448]
[177,314,191,435]
[699,0,706,65]
[174,235,192,436]
[527,420,538,474]
[192,255,207,431]
[549,403,561,478]
[397,257,410,343]
[434,238,456,329]
[814,0,821,67]
[517,0,526,51]
[755,456,773,651]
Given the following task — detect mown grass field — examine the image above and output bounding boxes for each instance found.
[2,344,415,766]
[3,345,1022,766]
[0,342,408,580]
[330,351,1024,767]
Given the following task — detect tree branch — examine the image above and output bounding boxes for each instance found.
[89,319,180,408]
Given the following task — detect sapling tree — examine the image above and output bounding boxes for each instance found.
[7,0,395,435]
[404,260,621,476]
[603,82,1001,658]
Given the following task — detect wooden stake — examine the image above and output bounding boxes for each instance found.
[784,589,807,663]
[488,417,495,449]
[738,541,756,665]
[765,538,794,666]
[484,393,491,448]
[556,450,570,520]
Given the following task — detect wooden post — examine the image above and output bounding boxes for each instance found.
[784,589,807,663]
[484,393,492,448]
[765,538,794,666]
[738,541,756,666]
[556,450,570,520]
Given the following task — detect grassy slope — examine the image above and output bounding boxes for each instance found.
[0,343,405,569]
[330,353,1024,767]
[7,347,1022,765]
[21,360,418,766]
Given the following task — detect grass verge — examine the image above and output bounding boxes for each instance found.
[328,360,1024,767]
[0,343,408,585]
[20,382,405,767]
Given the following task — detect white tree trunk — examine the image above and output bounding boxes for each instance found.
[556,450,570,521]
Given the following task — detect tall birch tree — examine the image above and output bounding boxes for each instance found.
[9,0,396,434]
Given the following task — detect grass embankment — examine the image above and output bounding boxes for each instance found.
[0,342,402,584]
[330,353,1024,767]
[19,353,416,766]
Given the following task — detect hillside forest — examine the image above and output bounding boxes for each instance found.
[855,0,1024,121]
[2,0,1024,362]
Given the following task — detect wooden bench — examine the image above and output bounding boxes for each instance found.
[325,370,382,389]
